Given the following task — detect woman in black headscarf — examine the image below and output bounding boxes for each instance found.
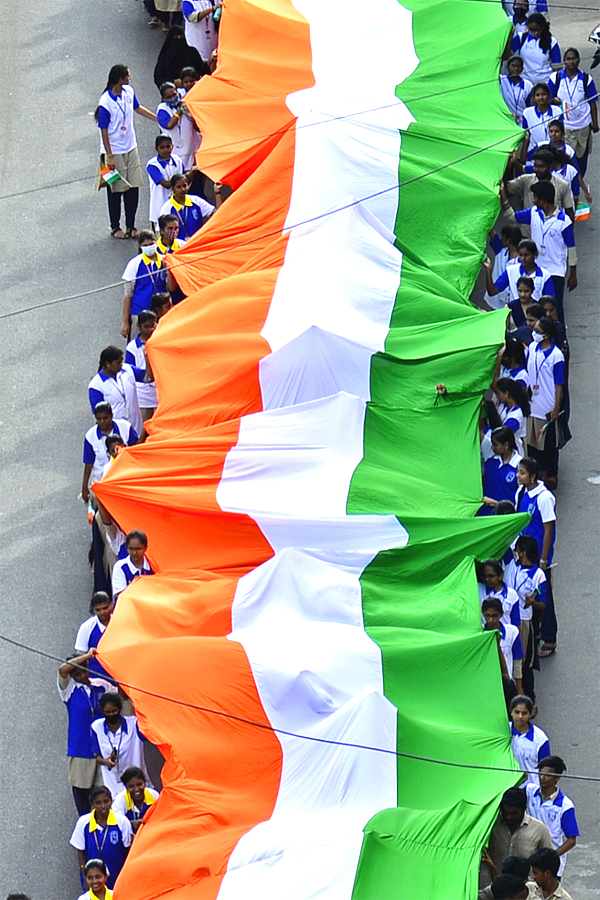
[153,26,210,88]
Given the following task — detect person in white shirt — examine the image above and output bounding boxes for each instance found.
[156,82,202,171]
[77,858,113,900]
[126,311,158,421]
[482,598,524,693]
[548,47,599,175]
[82,402,139,502]
[526,757,580,876]
[146,133,186,229]
[95,64,157,239]
[112,530,154,599]
[88,347,146,437]
[504,534,547,695]
[91,693,153,798]
[525,317,565,486]
[182,0,221,62]
[520,84,563,161]
[509,695,551,785]
[510,15,561,84]
[500,56,533,123]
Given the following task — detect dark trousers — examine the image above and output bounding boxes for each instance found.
[527,418,559,479]
[106,187,139,231]
[540,568,558,645]
[551,275,565,323]
[72,785,91,816]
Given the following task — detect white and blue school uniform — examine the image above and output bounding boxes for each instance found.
[182,0,218,61]
[74,615,111,679]
[498,621,524,678]
[481,446,522,513]
[511,32,561,84]
[146,152,185,224]
[159,192,214,240]
[500,364,530,392]
[504,558,547,623]
[157,90,201,169]
[500,75,534,118]
[525,783,580,875]
[113,786,160,822]
[514,482,556,563]
[112,555,154,598]
[521,103,563,155]
[500,403,527,456]
[484,235,514,308]
[502,0,547,15]
[553,162,580,200]
[57,674,114,760]
[538,139,576,165]
[97,85,140,155]
[83,419,138,485]
[510,723,551,785]
[91,716,153,798]
[548,68,597,130]
[494,262,555,302]
[483,584,521,628]
[126,336,158,410]
[527,342,565,418]
[70,809,133,889]
[88,365,145,436]
[514,207,574,277]
[121,251,168,317]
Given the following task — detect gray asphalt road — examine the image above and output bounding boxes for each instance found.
[0,2,166,898]
[0,1,598,899]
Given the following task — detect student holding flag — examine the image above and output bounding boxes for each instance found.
[95,64,158,240]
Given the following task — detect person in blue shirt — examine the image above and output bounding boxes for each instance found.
[121,232,168,340]
[70,786,133,889]
[57,651,114,815]
[112,766,160,833]
[481,427,522,515]
[75,593,114,680]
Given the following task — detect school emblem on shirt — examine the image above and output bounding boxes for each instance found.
[506,472,516,482]
[110,830,119,844]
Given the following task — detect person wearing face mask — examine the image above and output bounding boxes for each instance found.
[91,693,153,799]
[157,214,188,302]
[525,317,565,488]
[159,173,220,239]
[121,231,168,340]
[156,81,202,171]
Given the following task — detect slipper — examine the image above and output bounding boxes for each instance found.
[111,229,128,240]
[148,17,159,26]
[539,644,557,658]
[126,228,139,239]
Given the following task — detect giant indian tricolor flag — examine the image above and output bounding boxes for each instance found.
[94,0,529,897]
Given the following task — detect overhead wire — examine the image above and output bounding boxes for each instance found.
[2,630,599,784]
[1,46,599,204]
[0,87,596,323]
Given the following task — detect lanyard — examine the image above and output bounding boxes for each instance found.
[143,260,162,292]
[113,92,128,129]
[93,822,111,854]
[533,345,552,384]
[563,73,581,106]
[112,372,127,403]
[509,78,525,109]
[535,211,559,249]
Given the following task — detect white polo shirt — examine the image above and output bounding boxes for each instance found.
[512,33,561,83]
[500,75,534,119]
[549,69,597,129]
[515,207,574,277]
[88,365,144,436]
[525,784,580,875]
[83,418,138,484]
[522,104,563,152]
[112,555,153,598]
[146,152,185,224]
[482,584,521,628]
[91,716,153,798]
[498,622,523,677]
[182,0,218,61]
[97,85,140,154]
[526,343,565,418]
[125,336,158,408]
[504,559,547,622]
[510,723,551,785]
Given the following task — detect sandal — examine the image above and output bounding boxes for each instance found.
[111,228,128,240]
[539,644,557,658]
[148,16,159,26]
[126,228,139,239]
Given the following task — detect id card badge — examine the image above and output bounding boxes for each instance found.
[120,125,128,133]
[532,384,540,396]
[539,244,545,254]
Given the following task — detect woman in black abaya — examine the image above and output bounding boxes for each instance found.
[154,26,210,88]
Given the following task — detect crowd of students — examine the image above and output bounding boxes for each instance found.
[473,1,597,896]
[41,0,595,897]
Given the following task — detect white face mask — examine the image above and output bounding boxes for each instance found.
[532,331,545,343]
[142,243,157,257]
